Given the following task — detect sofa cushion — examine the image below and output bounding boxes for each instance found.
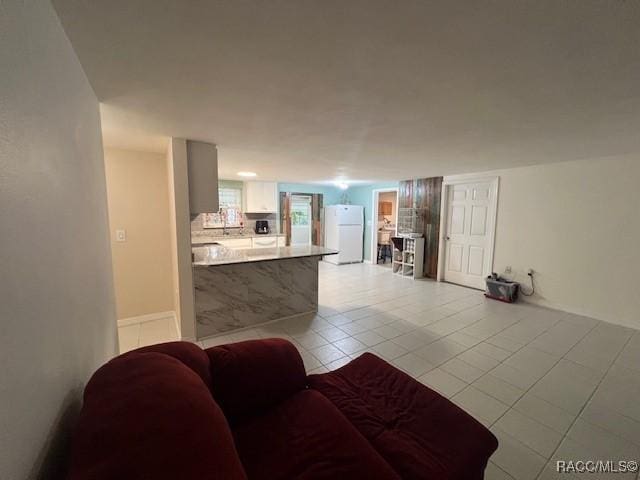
[68,352,246,480]
[233,389,400,480]
[207,338,307,424]
[308,353,498,480]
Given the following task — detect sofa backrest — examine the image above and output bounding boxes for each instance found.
[206,338,307,425]
[67,345,247,480]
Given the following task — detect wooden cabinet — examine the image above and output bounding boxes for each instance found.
[187,140,219,214]
[379,201,392,216]
[244,181,278,213]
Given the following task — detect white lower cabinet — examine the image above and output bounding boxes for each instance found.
[252,236,277,248]
[252,236,286,248]
[212,236,285,249]
[215,238,253,249]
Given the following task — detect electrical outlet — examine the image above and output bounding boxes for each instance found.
[116,229,126,242]
[504,266,512,274]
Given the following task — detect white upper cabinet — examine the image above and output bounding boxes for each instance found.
[244,181,278,213]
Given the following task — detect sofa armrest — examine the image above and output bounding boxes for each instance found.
[68,352,247,480]
[129,341,212,388]
[206,338,306,424]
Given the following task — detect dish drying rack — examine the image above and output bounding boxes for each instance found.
[397,207,426,237]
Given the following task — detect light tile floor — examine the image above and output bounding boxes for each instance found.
[118,262,640,480]
[118,316,180,351]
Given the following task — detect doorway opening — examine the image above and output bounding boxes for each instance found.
[371,188,398,266]
[290,195,312,246]
[437,176,499,289]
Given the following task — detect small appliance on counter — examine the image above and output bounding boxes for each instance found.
[255,220,270,234]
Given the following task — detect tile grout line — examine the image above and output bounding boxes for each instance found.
[532,330,636,480]
[435,308,566,396]
[303,294,488,366]
[486,315,599,425]
[325,295,567,413]
[459,315,602,478]
[320,290,557,379]
[488,460,517,480]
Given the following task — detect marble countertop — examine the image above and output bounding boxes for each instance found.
[192,244,338,266]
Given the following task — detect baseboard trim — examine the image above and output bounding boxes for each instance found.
[518,297,638,330]
[117,311,176,328]
[172,314,181,340]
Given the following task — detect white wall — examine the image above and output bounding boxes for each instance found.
[167,138,196,340]
[104,148,175,320]
[451,155,640,329]
[0,1,117,478]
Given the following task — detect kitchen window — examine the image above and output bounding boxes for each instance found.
[202,186,243,228]
[219,187,242,208]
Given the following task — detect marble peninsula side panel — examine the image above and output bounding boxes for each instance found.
[194,256,319,338]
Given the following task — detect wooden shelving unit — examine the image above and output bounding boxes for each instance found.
[392,237,424,279]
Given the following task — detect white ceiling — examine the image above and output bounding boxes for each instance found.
[53,0,640,183]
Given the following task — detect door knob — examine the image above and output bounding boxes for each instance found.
[446,236,450,240]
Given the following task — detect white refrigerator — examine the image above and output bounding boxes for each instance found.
[324,205,364,264]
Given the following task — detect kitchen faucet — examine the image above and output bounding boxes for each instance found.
[220,208,229,236]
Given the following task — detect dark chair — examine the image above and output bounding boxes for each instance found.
[377,231,393,263]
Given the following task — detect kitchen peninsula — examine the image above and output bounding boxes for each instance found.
[192,244,337,338]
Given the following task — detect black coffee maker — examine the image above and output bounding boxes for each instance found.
[255,220,270,234]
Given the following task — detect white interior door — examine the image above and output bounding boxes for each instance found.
[443,180,497,289]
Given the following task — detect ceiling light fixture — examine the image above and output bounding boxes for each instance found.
[336,182,349,190]
[237,171,257,177]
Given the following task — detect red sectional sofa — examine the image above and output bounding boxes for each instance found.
[67,339,497,480]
